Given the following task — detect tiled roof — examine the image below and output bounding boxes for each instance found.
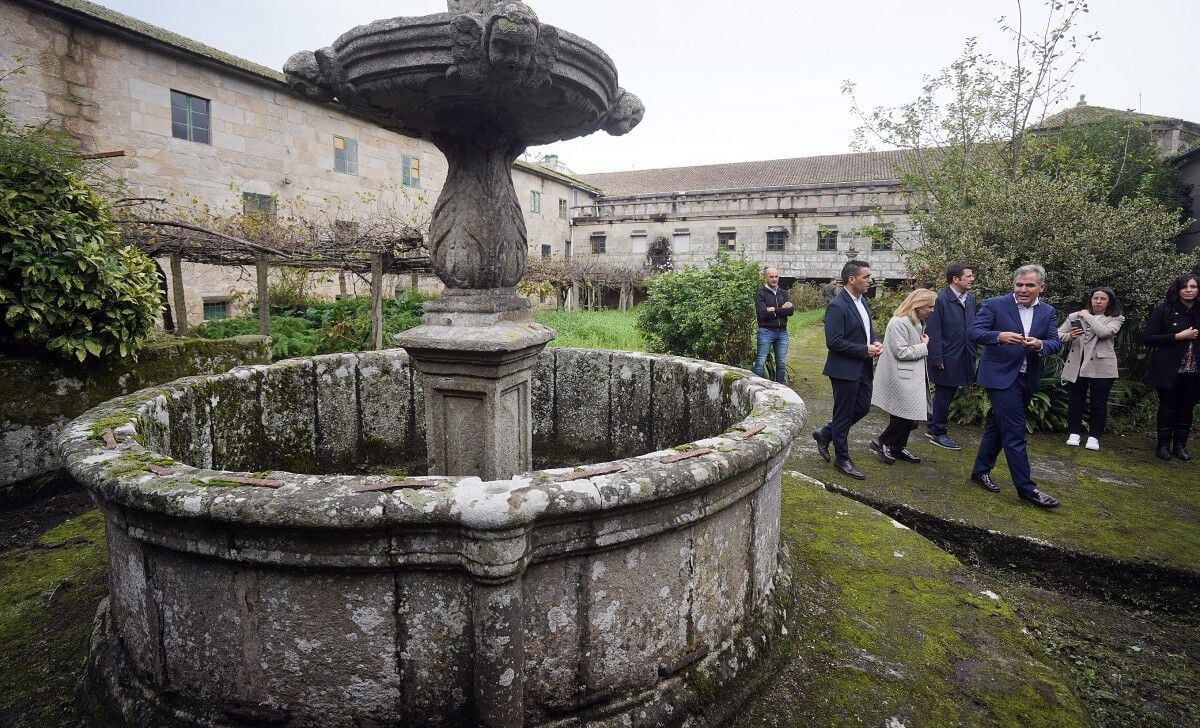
[1034,103,1189,131]
[578,150,917,197]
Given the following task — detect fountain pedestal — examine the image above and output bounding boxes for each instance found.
[397,289,553,479]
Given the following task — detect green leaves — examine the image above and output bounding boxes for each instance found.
[0,120,160,362]
[636,253,760,366]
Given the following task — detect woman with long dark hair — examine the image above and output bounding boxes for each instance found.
[1142,274,1200,461]
[1058,287,1124,451]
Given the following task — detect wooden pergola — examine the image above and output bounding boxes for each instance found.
[117,215,430,350]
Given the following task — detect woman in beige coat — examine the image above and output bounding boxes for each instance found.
[870,288,937,464]
[1059,287,1125,451]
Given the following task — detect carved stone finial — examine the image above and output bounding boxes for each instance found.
[602,89,646,136]
[283,50,335,102]
[447,0,501,14]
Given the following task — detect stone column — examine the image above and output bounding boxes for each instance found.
[396,289,553,480]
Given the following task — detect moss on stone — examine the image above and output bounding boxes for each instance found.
[0,509,107,726]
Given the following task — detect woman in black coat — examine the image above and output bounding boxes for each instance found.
[1142,274,1200,461]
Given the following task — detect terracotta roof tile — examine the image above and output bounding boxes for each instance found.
[578,150,917,196]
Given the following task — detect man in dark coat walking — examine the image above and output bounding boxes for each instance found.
[925,263,977,450]
[812,260,882,479]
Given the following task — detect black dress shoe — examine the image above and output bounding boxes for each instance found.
[1156,445,1172,461]
[869,439,895,464]
[812,429,832,463]
[835,459,866,480]
[1173,445,1192,462]
[970,472,1001,493]
[1018,488,1061,508]
[894,448,921,463]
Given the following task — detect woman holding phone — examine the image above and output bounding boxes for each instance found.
[1058,287,1125,451]
[869,288,937,464]
[1143,274,1200,461]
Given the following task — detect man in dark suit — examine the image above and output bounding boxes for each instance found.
[812,260,882,479]
[925,263,977,450]
[968,265,1063,508]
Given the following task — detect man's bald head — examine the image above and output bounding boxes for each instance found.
[764,267,780,287]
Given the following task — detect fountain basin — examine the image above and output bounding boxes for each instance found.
[60,349,805,727]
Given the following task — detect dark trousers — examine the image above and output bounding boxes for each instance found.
[1067,377,1115,437]
[972,377,1036,495]
[928,383,959,436]
[879,415,918,450]
[822,369,872,462]
[1157,375,1200,437]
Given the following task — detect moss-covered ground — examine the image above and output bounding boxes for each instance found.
[2,308,1198,725]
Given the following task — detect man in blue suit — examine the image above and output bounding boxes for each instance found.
[925,263,977,450]
[812,260,882,479]
[968,265,1063,507]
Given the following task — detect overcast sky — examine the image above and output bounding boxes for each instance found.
[89,0,1200,174]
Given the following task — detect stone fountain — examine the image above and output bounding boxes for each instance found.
[60,3,806,727]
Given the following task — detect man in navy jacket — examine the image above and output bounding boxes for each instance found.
[968,265,1063,508]
[925,263,977,450]
[812,260,882,479]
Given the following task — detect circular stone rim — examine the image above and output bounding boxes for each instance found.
[58,351,807,533]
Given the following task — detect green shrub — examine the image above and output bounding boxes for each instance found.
[949,375,1069,433]
[0,122,159,361]
[636,253,761,365]
[788,281,826,312]
[194,290,431,358]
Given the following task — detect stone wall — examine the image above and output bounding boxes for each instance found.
[571,183,911,281]
[61,349,806,727]
[0,335,270,498]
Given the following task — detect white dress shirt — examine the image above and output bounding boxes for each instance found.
[850,292,871,344]
[1014,294,1040,373]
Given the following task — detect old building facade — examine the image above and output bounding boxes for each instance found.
[0,0,597,325]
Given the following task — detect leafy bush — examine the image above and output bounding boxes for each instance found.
[193,291,430,358]
[636,253,761,365]
[949,375,1069,433]
[787,281,826,312]
[0,119,159,361]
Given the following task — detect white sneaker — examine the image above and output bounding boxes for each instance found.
[1085,437,1100,451]
[1066,434,1080,446]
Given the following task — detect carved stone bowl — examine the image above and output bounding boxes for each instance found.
[61,349,805,727]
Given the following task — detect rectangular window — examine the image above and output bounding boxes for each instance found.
[564,239,572,259]
[673,228,691,253]
[766,228,787,252]
[558,198,568,219]
[170,90,210,144]
[872,224,895,251]
[631,230,648,254]
[203,298,230,321]
[817,227,838,251]
[541,244,552,259]
[334,136,358,175]
[530,190,542,214]
[402,155,421,187]
[242,192,276,221]
[590,232,606,255]
[718,230,737,253]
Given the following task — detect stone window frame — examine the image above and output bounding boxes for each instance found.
[541,244,552,259]
[170,90,211,144]
[766,227,788,252]
[530,190,542,214]
[871,224,895,251]
[590,232,606,255]
[718,229,737,253]
[334,136,359,175]
[202,297,231,321]
[558,198,568,219]
[402,155,421,188]
[817,226,839,251]
[241,192,276,222]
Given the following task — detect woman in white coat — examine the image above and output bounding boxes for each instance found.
[870,288,937,464]
[1058,286,1125,451]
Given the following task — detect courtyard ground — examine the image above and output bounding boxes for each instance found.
[1,308,1197,726]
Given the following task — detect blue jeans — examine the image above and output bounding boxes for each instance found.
[753,328,789,383]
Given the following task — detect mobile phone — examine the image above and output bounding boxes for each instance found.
[1070,319,1084,331]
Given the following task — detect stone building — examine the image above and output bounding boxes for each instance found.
[0,0,598,326]
[574,151,917,286]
